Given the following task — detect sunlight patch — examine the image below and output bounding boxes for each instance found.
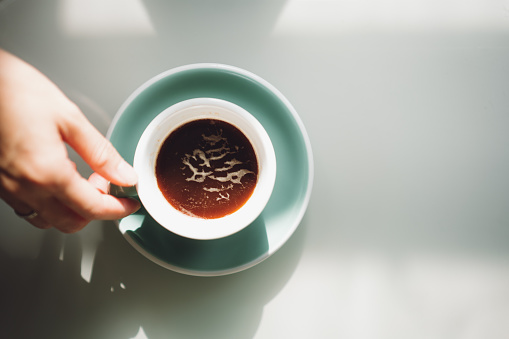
[59,0,155,37]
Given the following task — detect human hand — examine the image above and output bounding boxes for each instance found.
[0,49,140,233]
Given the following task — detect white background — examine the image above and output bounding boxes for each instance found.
[1,0,509,338]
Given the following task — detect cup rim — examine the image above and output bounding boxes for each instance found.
[134,98,277,240]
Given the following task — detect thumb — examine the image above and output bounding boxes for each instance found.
[60,108,138,187]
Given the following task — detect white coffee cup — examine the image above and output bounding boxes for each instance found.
[120,98,276,240]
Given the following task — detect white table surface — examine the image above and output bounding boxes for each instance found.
[2,0,509,338]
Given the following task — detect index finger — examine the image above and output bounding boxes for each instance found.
[59,108,138,187]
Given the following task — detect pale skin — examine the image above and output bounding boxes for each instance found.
[0,49,140,233]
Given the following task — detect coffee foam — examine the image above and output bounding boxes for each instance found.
[181,130,254,189]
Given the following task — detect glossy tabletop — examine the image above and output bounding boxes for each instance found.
[2,1,509,338]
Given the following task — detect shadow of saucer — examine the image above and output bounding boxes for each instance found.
[88,216,307,339]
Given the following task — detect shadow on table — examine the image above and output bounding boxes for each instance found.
[0,215,307,339]
[0,1,304,337]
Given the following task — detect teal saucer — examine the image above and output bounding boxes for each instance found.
[107,64,313,276]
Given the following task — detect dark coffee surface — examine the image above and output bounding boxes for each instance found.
[155,119,258,219]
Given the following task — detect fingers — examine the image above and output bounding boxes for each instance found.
[59,109,137,187]
[18,211,52,230]
[14,207,52,230]
[1,170,140,233]
[1,181,86,232]
[88,172,109,194]
[45,170,140,232]
[0,189,51,230]
[54,170,140,221]
[31,198,87,233]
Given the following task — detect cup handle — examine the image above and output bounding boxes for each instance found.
[108,183,138,198]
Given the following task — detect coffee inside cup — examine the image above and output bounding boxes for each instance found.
[155,118,258,219]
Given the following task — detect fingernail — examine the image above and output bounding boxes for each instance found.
[117,160,138,186]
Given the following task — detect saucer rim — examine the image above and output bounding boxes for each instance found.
[107,63,314,276]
